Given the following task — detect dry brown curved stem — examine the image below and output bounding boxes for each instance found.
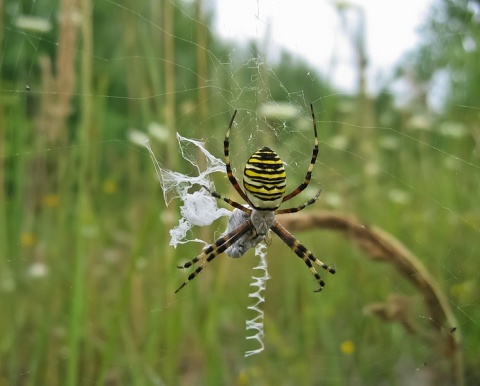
[278,211,464,386]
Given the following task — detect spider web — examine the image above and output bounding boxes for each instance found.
[1,0,479,384]
[145,134,231,247]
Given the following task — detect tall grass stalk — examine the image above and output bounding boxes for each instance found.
[0,14,8,382]
[195,0,210,244]
[160,1,179,384]
[0,0,5,264]
[67,0,91,383]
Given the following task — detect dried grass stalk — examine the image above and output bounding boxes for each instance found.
[37,0,77,144]
[278,211,464,386]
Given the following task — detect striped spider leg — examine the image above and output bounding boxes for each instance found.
[175,218,252,293]
[281,103,319,203]
[175,104,335,293]
[271,221,335,292]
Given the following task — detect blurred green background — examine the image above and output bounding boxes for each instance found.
[1,0,479,385]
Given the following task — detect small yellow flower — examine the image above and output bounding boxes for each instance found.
[102,179,117,194]
[450,281,474,302]
[42,194,60,208]
[236,370,249,386]
[20,232,36,247]
[340,340,355,355]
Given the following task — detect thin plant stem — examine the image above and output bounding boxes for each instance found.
[67,0,91,383]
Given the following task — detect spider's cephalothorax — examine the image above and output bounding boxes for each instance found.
[243,147,286,210]
[175,104,336,294]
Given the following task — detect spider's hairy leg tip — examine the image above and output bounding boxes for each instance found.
[314,288,323,293]
[330,268,336,274]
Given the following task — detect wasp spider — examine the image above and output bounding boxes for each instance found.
[175,104,335,293]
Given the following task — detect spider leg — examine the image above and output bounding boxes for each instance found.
[275,189,322,215]
[271,221,335,292]
[224,110,251,204]
[282,103,319,203]
[202,185,252,214]
[175,219,252,293]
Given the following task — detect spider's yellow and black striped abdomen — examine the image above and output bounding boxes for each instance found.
[243,147,286,210]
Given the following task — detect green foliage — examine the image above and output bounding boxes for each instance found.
[406,0,480,120]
